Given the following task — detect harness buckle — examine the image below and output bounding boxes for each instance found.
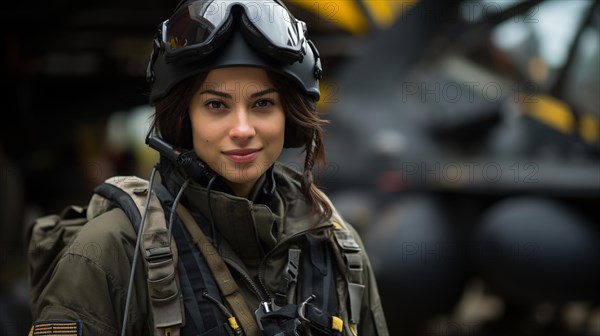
[297,294,316,322]
[254,301,272,331]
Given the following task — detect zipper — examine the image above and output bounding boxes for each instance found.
[220,219,333,332]
[222,257,269,302]
[257,223,333,301]
[221,224,332,305]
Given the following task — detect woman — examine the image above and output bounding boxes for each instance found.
[29,1,389,335]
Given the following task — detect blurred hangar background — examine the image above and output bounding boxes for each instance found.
[1,0,599,335]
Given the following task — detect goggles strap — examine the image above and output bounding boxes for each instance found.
[146,42,160,84]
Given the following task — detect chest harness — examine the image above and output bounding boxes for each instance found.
[95,175,364,336]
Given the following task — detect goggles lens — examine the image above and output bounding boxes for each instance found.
[162,0,306,63]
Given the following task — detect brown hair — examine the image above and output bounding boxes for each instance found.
[266,72,332,219]
[148,70,332,219]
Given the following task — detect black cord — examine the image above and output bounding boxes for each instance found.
[168,178,190,244]
[202,291,233,318]
[206,175,219,248]
[121,165,158,336]
[202,291,245,336]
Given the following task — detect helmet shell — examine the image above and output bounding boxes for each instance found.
[147,10,322,104]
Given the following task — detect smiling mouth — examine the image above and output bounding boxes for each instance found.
[222,148,261,164]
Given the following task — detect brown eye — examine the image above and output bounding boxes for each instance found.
[206,101,226,109]
[254,99,274,108]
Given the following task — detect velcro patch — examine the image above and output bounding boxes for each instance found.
[29,320,82,336]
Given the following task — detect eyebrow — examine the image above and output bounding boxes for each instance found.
[198,87,277,99]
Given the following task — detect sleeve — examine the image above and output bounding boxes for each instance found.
[33,254,121,336]
[30,208,150,336]
[348,223,390,336]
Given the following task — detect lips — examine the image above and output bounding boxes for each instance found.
[222,148,261,164]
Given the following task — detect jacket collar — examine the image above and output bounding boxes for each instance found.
[163,162,331,267]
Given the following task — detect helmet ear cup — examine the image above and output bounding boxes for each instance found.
[284,122,306,148]
[283,97,317,148]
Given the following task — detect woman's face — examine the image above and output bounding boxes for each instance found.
[189,67,285,197]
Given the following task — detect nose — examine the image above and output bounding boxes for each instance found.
[229,109,256,141]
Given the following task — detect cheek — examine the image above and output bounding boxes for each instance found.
[271,123,285,144]
[189,113,215,154]
[190,110,213,137]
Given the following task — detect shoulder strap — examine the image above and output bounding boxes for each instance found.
[300,235,338,313]
[321,193,365,335]
[175,202,259,336]
[92,176,184,336]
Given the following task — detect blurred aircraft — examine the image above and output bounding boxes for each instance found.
[285,0,600,335]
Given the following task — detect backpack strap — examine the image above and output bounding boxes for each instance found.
[295,234,344,335]
[175,202,257,336]
[92,176,184,336]
[171,221,228,335]
[313,188,365,334]
[322,198,365,335]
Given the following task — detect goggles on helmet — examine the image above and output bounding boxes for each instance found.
[161,0,307,65]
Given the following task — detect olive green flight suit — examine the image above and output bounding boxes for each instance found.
[30,163,389,336]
